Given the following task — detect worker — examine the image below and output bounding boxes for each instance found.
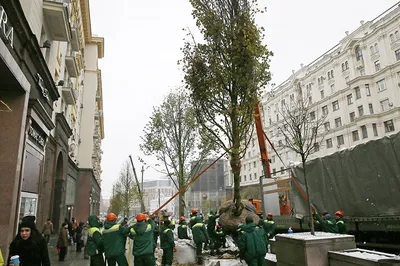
[151,216,160,249]
[86,215,105,266]
[103,213,130,266]
[206,210,218,250]
[335,211,348,234]
[160,220,177,266]
[178,216,190,240]
[189,209,198,229]
[315,212,339,233]
[129,213,156,266]
[238,216,267,266]
[192,216,209,265]
[312,212,323,231]
[212,224,226,255]
[260,212,276,243]
[170,218,176,231]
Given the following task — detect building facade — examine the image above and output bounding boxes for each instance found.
[240,3,400,189]
[0,0,105,252]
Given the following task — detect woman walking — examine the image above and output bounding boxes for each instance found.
[57,223,69,261]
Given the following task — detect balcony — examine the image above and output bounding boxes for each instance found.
[43,0,71,42]
[71,27,81,51]
[65,54,79,78]
[61,82,77,105]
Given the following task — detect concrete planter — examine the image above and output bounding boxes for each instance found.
[274,232,356,266]
[329,249,400,266]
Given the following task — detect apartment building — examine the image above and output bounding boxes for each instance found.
[0,0,105,250]
[240,3,400,188]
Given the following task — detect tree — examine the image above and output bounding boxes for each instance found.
[140,87,215,216]
[242,186,260,199]
[277,87,327,235]
[109,161,139,217]
[181,0,273,214]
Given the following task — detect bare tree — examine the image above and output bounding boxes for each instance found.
[277,87,327,235]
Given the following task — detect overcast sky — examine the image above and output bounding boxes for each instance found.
[89,0,400,198]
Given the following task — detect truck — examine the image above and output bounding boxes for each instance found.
[267,132,400,253]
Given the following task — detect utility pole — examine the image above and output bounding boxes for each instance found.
[129,155,146,213]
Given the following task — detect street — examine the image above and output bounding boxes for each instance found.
[48,237,90,266]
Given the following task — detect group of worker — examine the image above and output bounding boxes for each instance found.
[313,210,347,234]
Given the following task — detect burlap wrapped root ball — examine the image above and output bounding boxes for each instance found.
[218,200,260,232]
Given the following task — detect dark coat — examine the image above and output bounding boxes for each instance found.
[7,231,50,266]
[57,228,69,248]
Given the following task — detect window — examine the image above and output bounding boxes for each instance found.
[320,90,325,99]
[377,79,386,92]
[384,120,395,132]
[370,43,379,54]
[342,61,349,71]
[276,114,279,121]
[271,156,276,163]
[337,135,345,146]
[269,118,272,125]
[272,169,276,176]
[335,117,342,128]
[322,105,328,115]
[330,84,335,94]
[352,130,359,141]
[374,60,381,72]
[326,138,333,148]
[253,161,256,168]
[278,140,283,147]
[372,123,378,136]
[332,100,339,111]
[355,46,363,61]
[355,87,361,99]
[349,112,356,122]
[308,96,312,105]
[243,164,246,170]
[324,122,330,132]
[347,94,353,105]
[361,125,368,139]
[360,68,365,76]
[390,33,395,42]
[380,99,389,112]
[345,76,350,85]
[358,105,364,116]
[327,70,334,79]
[396,31,400,40]
[248,162,251,169]
[370,46,374,55]
[369,103,374,114]
[310,111,316,120]
[244,175,247,181]
[396,49,400,61]
[290,94,294,102]
[249,173,252,180]
[280,167,284,174]
[281,99,285,108]
[314,142,320,152]
[365,84,371,96]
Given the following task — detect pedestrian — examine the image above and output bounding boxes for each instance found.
[160,220,177,266]
[177,216,190,240]
[151,216,160,249]
[86,215,105,266]
[103,213,130,266]
[72,217,78,243]
[260,212,276,244]
[56,223,69,261]
[189,209,198,229]
[335,211,348,234]
[238,216,267,266]
[315,212,339,233]
[7,216,50,266]
[206,210,218,254]
[129,213,156,266]
[65,217,73,245]
[76,222,84,252]
[82,221,90,259]
[42,219,53,244]
[191,216,209,265]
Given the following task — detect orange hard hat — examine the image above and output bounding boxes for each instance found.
[335,211,344,217]
[191,209,198,214]
[267,212,273,217]
[107,213,117,221]
[179,216,185,221]
[136,213,146,221]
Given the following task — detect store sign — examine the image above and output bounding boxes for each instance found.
[36,73,50,101]
[0,6,14,49]
[28,126,45,147]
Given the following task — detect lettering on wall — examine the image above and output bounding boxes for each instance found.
[28,126,45,147]
[0,6,14,48]
[36,73,50,101]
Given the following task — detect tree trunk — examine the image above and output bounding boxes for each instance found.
[179,191,185,216]
[230,151,242,216]
[302,154,315,235]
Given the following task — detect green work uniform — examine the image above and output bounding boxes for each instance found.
[86,215,105,266]
[178,221,190,239]
[336,218,347,234]
[260,219,276,244]
[192,218,209,263]
[160,226,175,266]
[103,220,130,266]
[189,215,197,229]
[238,223,267,266]
[316,213,339,233]
[129,219,156,266]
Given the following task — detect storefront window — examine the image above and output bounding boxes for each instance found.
[19,192,38,220]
